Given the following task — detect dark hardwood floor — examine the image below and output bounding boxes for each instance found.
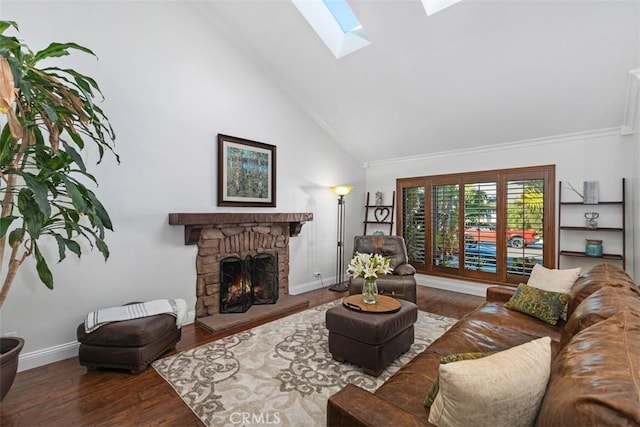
[0,286,484,426]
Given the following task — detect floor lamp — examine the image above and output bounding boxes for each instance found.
[328,185,353,292]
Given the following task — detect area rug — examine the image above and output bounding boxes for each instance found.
[152,300,457,426]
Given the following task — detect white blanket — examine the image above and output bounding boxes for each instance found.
[84,298,188,334]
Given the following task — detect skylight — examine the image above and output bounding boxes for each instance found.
[421,0,462,16]
[291,0,371,59]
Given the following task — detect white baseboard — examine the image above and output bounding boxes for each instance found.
[416,274,489,297]
[18,311,197,372]
[18,341,80,372]
[289,277,337,295]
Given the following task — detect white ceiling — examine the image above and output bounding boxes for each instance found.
[194,0,640,163]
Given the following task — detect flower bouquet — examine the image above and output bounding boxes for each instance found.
[347,252,393,304]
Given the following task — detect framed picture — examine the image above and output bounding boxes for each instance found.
[217,134,276,207]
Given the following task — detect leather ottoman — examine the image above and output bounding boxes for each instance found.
[76,312,181,373]
[326,299,418,376]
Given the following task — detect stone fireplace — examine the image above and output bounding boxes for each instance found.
[168,212,313,322]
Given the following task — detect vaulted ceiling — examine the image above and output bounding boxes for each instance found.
[194,0,640,163]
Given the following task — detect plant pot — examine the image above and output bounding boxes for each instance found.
[0,337,24,401]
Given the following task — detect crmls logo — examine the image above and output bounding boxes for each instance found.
[229,411,282,425]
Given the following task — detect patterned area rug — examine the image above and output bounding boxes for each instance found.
[153,300,457,426]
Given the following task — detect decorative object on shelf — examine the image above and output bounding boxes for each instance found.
[217,134,276,207]
[565,181,599,204]
[375,191,384,206]
[328,185,354,292]
[585,239,603,257]
[584,212,599,229]
[346,252,393,304]
[374,207,390,222]
[583,181,599,204]
[373,230,385,236]
[363,191,395,235]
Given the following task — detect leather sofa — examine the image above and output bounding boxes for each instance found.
[348,235,417,303]
[327,263,640,426]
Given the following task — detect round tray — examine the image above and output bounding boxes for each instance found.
[342,294,401,313]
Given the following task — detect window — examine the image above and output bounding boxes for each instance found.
[291,0,371,59]
[397,165,555,286]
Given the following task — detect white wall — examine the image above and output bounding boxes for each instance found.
[365,128,637,283]
[0,1,365,368]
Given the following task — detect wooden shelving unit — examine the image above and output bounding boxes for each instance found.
[557,179,626,269]
[363,191,395,235]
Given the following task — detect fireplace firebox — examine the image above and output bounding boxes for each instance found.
[220,253,279,313]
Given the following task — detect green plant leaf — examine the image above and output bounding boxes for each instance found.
[54,234,67,262]
[61,140,86,172]
[18,189,43,238]
[8,228,24,247]
[61,176,86,212]
[95,237,109,261]
[33,42,95,62]
[0,125,17,165]
[88,192,113,230]
[0,215,17,238]
[34,243,54,289]
[21,173,51,218]
[0,21,19,34]
[65,238,81,258]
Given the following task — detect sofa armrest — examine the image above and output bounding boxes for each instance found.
[327,384,426,427]
[486,286,515,303]
[394,263,416,276]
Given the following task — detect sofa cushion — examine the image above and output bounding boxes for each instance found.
[395,263,417,275]
[567,263,635,318]
[536,311,640,426]
[504,283,570,325]
[428,337,551,427]
[423,351,494,408]
[527,264,581,294]
[561,285,640,349]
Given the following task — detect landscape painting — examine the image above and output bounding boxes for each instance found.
[217,134,276,207]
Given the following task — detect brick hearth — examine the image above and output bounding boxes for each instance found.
[168,213,313,319]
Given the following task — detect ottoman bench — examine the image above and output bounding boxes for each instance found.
[326,298,418,376]
[76,311,182,373]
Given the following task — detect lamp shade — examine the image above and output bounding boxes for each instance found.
[331,185,353,196]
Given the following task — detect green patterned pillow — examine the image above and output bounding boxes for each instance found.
[505,283,570,325]
[424,352,494,408]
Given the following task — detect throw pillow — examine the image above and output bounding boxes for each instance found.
[428,336,552,427]
[527,264,581,294]
[504,283,570,325]
[423,352,494,408]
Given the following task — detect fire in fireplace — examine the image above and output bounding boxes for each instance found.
[220,253,279,313]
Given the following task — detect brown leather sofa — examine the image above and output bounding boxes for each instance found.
[348,235,417,303]
[328,263,640,426]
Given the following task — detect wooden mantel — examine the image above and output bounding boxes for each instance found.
[168,212,314,245]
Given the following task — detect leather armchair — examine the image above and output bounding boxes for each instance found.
[348,235,417,303]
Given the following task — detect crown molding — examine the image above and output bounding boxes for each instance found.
[365,127,623,168]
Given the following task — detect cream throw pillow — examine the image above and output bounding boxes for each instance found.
[527,264,581,294]
[428,336,552,427]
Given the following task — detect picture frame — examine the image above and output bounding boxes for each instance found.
[217,134,276,207]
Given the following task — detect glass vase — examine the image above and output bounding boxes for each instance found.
[362,278,379,304]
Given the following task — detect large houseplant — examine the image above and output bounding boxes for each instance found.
[0,21,117,399]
